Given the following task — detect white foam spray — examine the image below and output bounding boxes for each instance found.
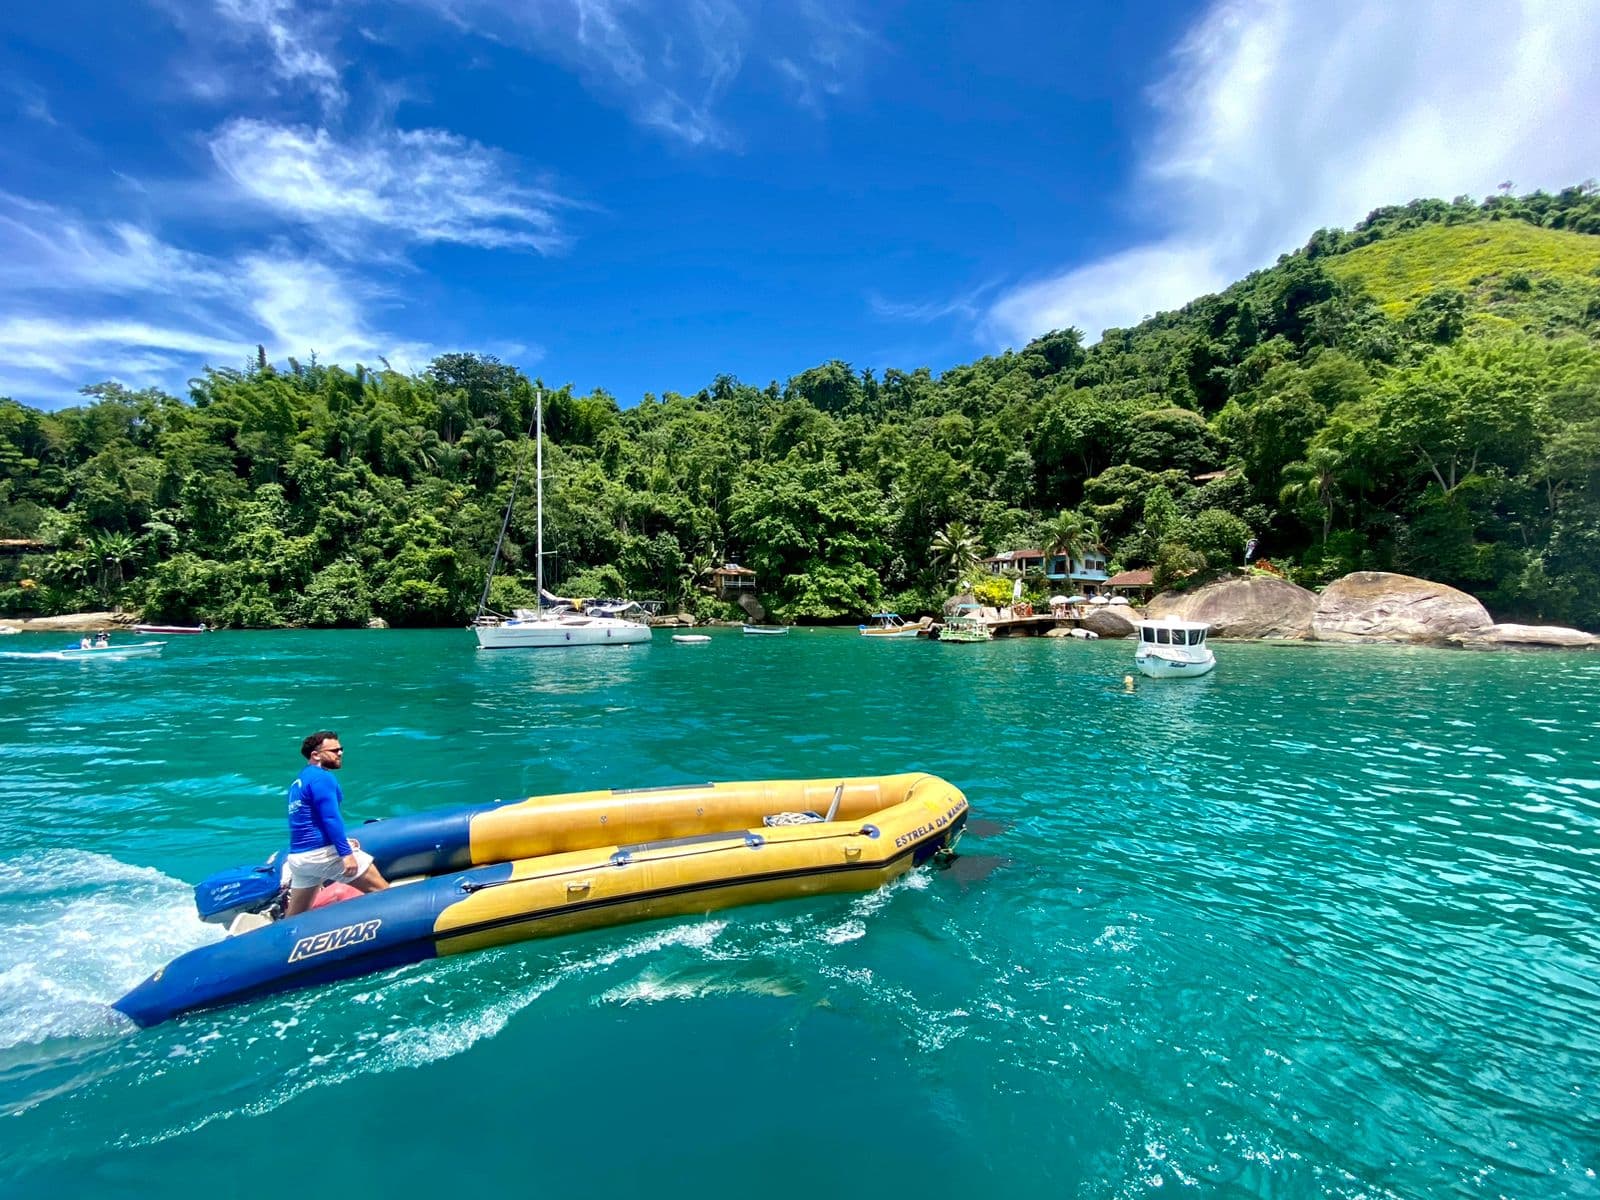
[0,850,219,1049]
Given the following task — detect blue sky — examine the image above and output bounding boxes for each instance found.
[3,0,1599,410]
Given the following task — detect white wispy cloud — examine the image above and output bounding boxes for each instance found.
[981,0,1600,348]
[868,281,1001,326]
[773,0,872,114]
[406,0,743,148]
[0,196,231,298]
[216,0,345,110]
[209,118,573,252]
[238,255,442,373]
[0,318,243,379]
[162,0,348,113]
[401,0,871,146]
[2,78,59,126]
[3,2,564,406]
[0,196,453,404]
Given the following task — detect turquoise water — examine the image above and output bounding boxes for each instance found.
[1,629,1596,1198]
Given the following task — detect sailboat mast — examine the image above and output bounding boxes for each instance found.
[475,394,540,621]
[535,388,544,606]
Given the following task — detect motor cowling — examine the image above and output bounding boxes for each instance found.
[194,854,286,925]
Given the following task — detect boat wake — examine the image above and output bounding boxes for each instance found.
[111,918,776,1148]
[0,851,218,1052]
[2,861,952,1165]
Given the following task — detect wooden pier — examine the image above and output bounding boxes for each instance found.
[983,614,1074,638]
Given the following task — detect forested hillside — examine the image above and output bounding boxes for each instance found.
[3,185,1600,629]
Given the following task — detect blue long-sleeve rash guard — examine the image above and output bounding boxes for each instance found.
[287,764,353,856]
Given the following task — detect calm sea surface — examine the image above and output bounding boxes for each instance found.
[0,629,1596,1198]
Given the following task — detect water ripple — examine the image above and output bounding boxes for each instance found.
[0,632,1597,1196]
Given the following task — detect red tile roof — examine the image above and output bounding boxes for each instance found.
[1107,569,1154,587]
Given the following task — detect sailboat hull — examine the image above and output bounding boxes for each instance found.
[474,617,651,649]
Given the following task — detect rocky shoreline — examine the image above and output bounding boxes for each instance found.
[0,611,131,634]
[6,572,1594,649]
[1145,570,1597,650]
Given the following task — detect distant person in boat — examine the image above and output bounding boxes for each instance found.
[95,631,109,647]
[283,731,389,917]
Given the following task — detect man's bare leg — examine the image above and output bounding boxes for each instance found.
[349,864,389,893]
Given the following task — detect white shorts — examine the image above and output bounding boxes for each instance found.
[285,845,375,890]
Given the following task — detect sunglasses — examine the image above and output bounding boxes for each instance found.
[320,746,345,754]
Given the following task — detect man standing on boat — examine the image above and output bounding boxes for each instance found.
[283,731,389,916]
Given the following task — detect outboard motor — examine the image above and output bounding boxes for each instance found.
[194,853,287,926]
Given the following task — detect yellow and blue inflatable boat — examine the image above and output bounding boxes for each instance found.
[115,773,968,1027]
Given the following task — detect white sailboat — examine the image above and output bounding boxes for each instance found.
[472,391,652,650]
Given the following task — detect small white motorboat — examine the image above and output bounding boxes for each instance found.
[1133,618,1215,678]
[742,625,787,636]
[671,634,711,644]
[859,613,920,639]
[133,622,208,634]
[1,640,167,662]
[1068,628,1099,639]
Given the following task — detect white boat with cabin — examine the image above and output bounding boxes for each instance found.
[1133,617,1215,678]
[472,391,651,651]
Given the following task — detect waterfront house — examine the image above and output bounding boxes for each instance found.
[1107,568,1155,602]
[709,563,757,599]
[981,547,1110,594]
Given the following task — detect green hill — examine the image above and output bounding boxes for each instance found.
[1324,219,1600,327]
[4,185,1600,632]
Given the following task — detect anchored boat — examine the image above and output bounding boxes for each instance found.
[936,605,992,643]
[114,773,969,1027]
[1133,617,1216,678]
[472,391,651,650]
[859,612,919,639]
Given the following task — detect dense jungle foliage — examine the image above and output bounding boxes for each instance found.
[3,184,1600,629]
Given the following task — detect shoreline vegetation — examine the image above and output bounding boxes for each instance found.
[11,562,1595,651]
[3,187,1600,637]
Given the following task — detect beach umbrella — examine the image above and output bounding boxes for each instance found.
[1065,594,1087,604]
[1108,596,1131,606]
[1090,595,1109,604]
[1048,595,1070,606]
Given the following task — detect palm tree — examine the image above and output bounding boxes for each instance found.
[1279,446,1346,543]
[677,547,720,610]
[1039,510,1097,582]
[96,532,137,594]
[930,521,984,586]
[47,547,91,592]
